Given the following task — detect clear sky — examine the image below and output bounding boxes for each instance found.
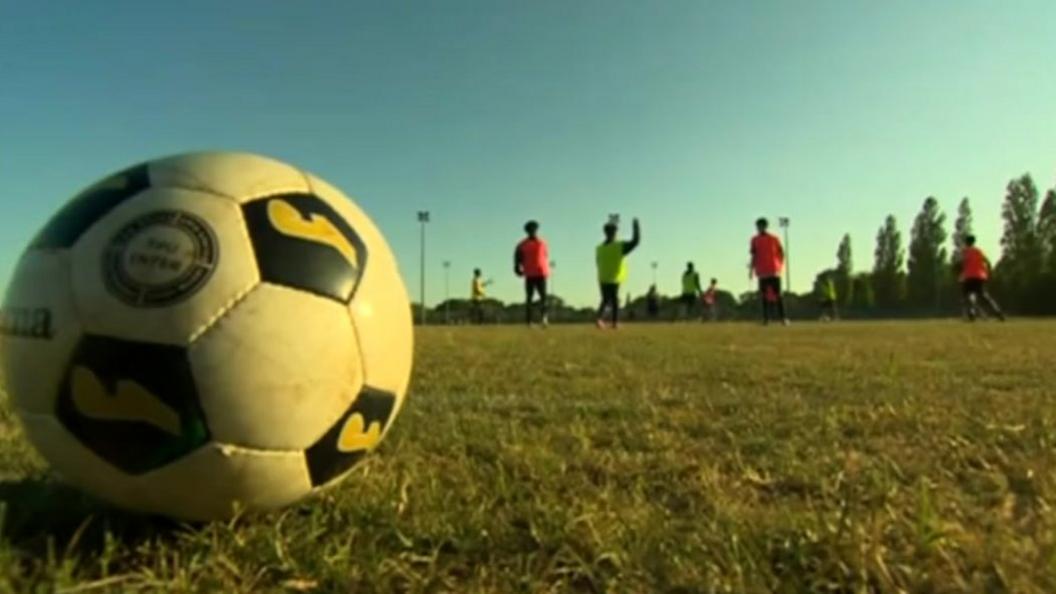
[3,1,1055,306]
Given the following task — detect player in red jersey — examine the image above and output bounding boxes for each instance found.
[955,234,1005,321]
[749,217,788,325]
[514,220,551,326]
[702,277,719,321]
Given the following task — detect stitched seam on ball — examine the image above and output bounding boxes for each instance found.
[328,169,371,401]
[186,281,258,345]
[243,184,311,203]
[299,169,315,195]
[148,164,240,201]
[186,199,262,345]
[56,249,95,347]
[214,442,306,456]
[210,281,364,451]
[346,300,370,402]
[238,166,312,205]
[164,184,239,203]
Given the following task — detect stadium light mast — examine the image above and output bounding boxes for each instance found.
[443,260,451,325]
[778,217,790,292]
[651,261,658,285]
[417,211,430,325]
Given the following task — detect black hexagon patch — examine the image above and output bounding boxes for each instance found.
[55,335,210,474]
[242,194,367,303]
[32,164,151,249]
[305,388,396,486]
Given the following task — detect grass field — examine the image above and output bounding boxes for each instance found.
[1,321,1055,593]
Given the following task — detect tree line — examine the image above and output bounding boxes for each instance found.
[818,172,1056,316]
[414,170,1056,324]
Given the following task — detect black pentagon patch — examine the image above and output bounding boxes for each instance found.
[305,388,396,487]
[242,193,367,303]
[55,335,210,475]
[31,164,151,249]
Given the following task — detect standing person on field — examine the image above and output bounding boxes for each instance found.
[819,272,838,321]
[470,268,492,324]
[595,217,641,329]
[646,284,661,319]
[749,217,788,325]
[702,277,719,321]
[514,220,551,326]
[955,234,1005,321]
[680,262,703,320]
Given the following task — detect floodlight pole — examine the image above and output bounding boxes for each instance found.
[417,211,430,325]
[443,260,451,324]
[651,261,658,285]
[778,217,790,292]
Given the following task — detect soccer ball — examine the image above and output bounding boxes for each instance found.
[0,152,412,520]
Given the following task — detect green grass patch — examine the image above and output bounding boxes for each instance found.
[1,321,1055,592]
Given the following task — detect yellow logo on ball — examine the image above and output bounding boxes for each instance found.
[70,366,181,435]
[267,199,359,267]
[336,413,382,452]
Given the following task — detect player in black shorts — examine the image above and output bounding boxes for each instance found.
[956,235,1005,321]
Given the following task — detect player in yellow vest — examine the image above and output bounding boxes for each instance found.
[470,268,492,324]
[680,262,703,319]
[818,272,838,321]
[595,217,641,329]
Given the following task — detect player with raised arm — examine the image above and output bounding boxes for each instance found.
[595,217,641,329]
[514,220,551,326]
[749,217,788,325]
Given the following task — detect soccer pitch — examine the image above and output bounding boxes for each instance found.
[1,321,1054,592]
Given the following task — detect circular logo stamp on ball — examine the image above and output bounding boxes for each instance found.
[104,210,219,308]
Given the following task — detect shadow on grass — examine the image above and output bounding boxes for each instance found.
[0,475,181,560]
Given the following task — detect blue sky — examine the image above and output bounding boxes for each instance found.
[3,1,1055,306]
